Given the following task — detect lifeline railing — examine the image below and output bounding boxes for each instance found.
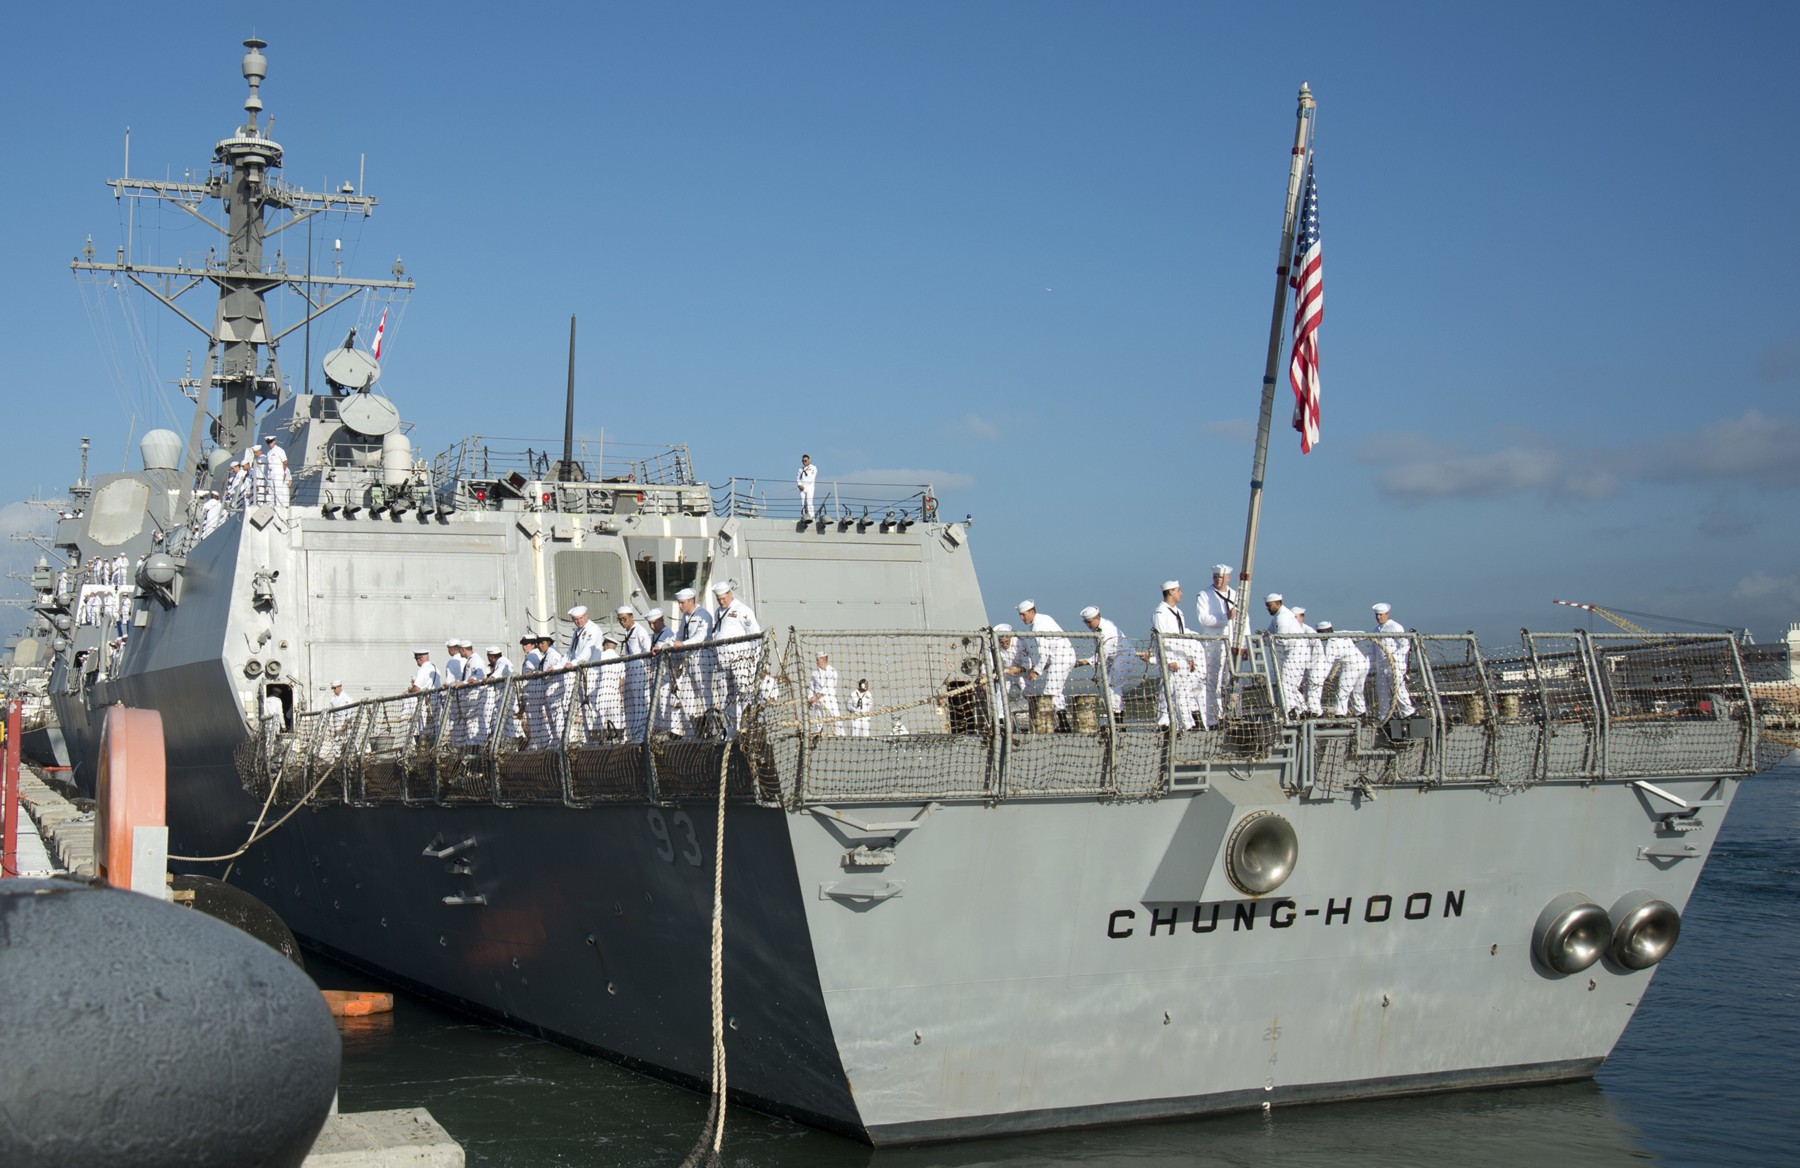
[240,629,1761,809]
[713,478,939,524]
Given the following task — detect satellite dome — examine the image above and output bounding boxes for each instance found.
[140,429,183,472]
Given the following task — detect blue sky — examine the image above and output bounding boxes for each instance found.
[3,2,1798,645]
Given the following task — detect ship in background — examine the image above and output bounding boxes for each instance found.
[22,37,1798,1145]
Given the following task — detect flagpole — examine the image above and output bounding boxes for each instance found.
[1229,82,1316,665]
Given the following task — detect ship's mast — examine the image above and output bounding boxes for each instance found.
[71,38,414,458]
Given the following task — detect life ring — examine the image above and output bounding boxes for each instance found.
[1224,810,1299,896]
[1533,892,1612,974]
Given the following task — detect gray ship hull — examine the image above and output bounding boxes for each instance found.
[155,725,1736,1143]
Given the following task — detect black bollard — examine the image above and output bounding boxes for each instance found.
[0,877,339,1168]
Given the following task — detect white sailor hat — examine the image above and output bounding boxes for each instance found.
[413,647,430,655]
[519,634,535,645]
[457,639,474,649]
[615,605,634,616]
[1293,606,1306,615]
[602,629,624,643]
[330,679,343,687]
[674,588,697,602]
[710,580,733,596]
[1016,599,1036,614]
[1212,564,1232,576]
[567,605,588,618]
[646,607,665,621]
[1265,593,1283,603]
[1079,605,1100,620]
[1316,621,1334,632]
[445,638,459,648]
[816,650,830,659]
[1372,602,1392,615]
[485,645,502,655]
[1161,579,1181,593]
[262,435,277,443]
[993,623,1013,634]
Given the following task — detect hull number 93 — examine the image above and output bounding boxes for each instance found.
[647,809,704,867]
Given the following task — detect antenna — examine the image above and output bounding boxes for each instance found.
[558,315,579,482]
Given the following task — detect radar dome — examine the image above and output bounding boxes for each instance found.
[140,430,183,472]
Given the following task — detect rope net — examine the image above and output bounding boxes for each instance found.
[243,630,1774,807]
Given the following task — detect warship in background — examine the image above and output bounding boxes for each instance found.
[20,37,1799,1146]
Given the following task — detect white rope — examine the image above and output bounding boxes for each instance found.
[678,745,732,1167]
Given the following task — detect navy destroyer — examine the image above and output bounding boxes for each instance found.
[36,38,1793,1145]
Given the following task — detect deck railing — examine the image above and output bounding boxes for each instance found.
[240,630,1761,809]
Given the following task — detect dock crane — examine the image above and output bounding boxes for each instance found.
[1550,599,1748,642]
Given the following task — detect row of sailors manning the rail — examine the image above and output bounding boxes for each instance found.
[378,580,769,746]
[997,567,1417,731]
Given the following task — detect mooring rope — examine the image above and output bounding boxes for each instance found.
[678,742,732,1167]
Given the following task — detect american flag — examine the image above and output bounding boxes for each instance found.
[1288,161,1322,453]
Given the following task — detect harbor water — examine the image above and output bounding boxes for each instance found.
[330,760,1799,1167]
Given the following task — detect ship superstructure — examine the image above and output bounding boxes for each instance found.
[38,38,1790,1145]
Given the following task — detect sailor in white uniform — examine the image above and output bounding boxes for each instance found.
[562,606,604,739]
[616,605,652,742]
[1292,606,1326,716]
[1193,565,1236,725]
[594,630,627,740]
[848,679,873,738]
[1265,593,1309,717]
[458,640,489,746]
[520,635,549,748]
[808,650,845,736]
[482,644,515,741]
[1078,605,1131,715]
[666,588,715,735]
[1016,600,1075,731]
[993,623,1028,712]
[710,580,762,733]
[262,436,291,508]
[1370,603,1417,718]
[199,491,225,538]
[795,454,818,520]
[1151,581,1203,730]
[406,648,442,744]
[540,634,572,747]
[645,608,677,733]
[1315,621,1369,716]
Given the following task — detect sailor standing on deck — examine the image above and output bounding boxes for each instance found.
[1150,581,1203,729]
[1016,600,1076,732]
[520,635,549,747]
[482,645,515,741]
[540,633,572,747]
[645,608,676,733]
[564,606,603,739]
[795,454,818,520]
[595,631,627,740]
[1316,622,1369,716]
[1266,594,1308,717]
[665,588,715,735]
[993,624,1028,711]
[326,682,354,751]
[1078,606,1131,715]
[711,580,762,733]
[199,490,224,537]
[1293,607,1326,716]
[1193,565,1236,725]
[458,640,488,746]
[616,605,652,742]
[262,436,290,508]
[1370,603,1417,718]
[808,651,845,736]
[406,648,442,744]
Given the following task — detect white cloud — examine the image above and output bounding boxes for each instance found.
[960,413,999,441]
[1731,570,1800,606]
[1357,409,1800,504]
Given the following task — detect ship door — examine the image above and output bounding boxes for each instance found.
[553,549,627,619]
